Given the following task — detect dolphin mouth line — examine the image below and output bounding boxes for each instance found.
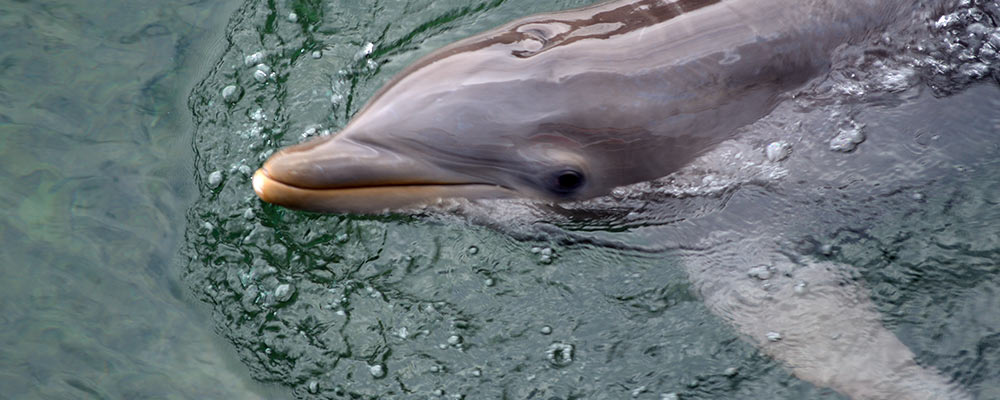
[252,168,517,213]
[253,167,504,191]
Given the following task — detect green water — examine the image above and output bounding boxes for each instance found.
[0,0,285,398]
[3,0,1000,399]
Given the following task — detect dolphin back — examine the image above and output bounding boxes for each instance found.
[340,0,918,196]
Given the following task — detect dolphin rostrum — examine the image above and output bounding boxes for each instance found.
[253,0,969,398]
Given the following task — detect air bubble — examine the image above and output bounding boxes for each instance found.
[467,246,478,255]
[253,69,268,83]
[207,171,223,188]
[540,325,552,335]
[830,124,866,152]
[539,247,554,264]
[369,364,386,378]
[221,85,242,103]
[765,141,792,162]
[244,51,264,67]
[766,331,783,342]
[355,42,374,60]
[747,265,773,280]
[793,281,809,295]
[546,342,574,367]
[287,12,298,22]
[274,283,294,303]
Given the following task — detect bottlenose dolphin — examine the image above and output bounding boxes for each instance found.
[253,0,970,398]
[253,0,905,213]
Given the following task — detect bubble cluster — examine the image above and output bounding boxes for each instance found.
[531,246,556,264]
[243,51,264,67]
[916,0,1000,93]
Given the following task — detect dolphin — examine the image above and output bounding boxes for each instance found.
[252,0,970,398]
[253,0,906,213]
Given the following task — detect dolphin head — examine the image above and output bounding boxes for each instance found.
[251,69,661,213]
[252,76,636,213]
[253,17,695,214]
[253,127,599,214]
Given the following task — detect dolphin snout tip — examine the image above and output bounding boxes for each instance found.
[252,168,273,203]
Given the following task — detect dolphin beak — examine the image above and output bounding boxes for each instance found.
[252,136,515,213]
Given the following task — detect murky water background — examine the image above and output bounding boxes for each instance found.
[3,0,999,399]
[0,0,285,397]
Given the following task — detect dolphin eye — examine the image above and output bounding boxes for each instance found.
[549,169,585,196]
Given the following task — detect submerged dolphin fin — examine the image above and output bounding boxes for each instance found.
[684,237,970,399]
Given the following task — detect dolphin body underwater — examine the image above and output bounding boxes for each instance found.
[252,0,974,398]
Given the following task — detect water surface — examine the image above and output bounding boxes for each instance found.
[2,0,999,399]
[186,0,1000,399]
[0,0,286,397]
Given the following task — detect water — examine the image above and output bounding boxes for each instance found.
[3,0,1000,399]
[0,0,286,397]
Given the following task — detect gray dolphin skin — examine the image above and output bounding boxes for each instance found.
[253,0,904,213]
[253,0,971,399]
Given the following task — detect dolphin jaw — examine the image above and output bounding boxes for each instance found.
[252,167,519,214]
